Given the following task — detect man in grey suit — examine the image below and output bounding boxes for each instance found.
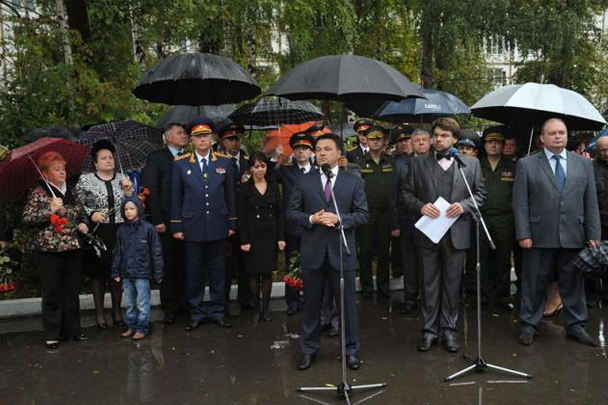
[403,117,486,353]
[287,133,369,371]
[513,118,600,346]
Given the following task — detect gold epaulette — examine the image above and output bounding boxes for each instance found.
[347,146,357,152]
[282,162,294,166]
[242,155,249,160]
[175,153,191,161]
[214,152,230,159]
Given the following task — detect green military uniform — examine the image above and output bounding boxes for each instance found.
[356,149,394,298]
[479,155,516,306]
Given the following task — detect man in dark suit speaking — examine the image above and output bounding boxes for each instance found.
[287,133,369,371]
[513,118,600,346]
[403,117,486,353]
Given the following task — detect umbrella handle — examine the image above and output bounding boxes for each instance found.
[526,127,534,157]
[27,154,57,199]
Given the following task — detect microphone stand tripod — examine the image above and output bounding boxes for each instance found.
[445,159,532,382]
[297,169,386,404]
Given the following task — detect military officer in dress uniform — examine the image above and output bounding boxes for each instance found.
[274,132,316,315]
[171,117,237,331]
[216,121,252,313]
[356,125,395,299]
[346,119,372,163]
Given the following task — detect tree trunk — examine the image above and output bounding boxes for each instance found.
[420,7,434,88]
[55,0,72,65]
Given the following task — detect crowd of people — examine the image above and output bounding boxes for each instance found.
[1,114,606,372]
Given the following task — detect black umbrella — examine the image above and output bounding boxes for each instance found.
[24,127,85,142]
[374,88,470,123]
[133,53,261,106]
[328,123,357,138]
[78,120,163,172]
[156,104,235,128]
[266,55,424,105]
[228,97,325,126]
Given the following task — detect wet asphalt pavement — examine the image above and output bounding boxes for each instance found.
[1,295,607,405]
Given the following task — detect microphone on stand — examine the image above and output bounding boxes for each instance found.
[448,147,467,168]
[321,163,333,178]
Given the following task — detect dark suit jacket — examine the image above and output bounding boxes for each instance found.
[513,150,600,248]
[391,155,417,235]
[170,152,237,242]
[141,148,174,226]
[276,163,309,237]
[402,153,486,249]
[346,145,366,163]
[286,168,369,271]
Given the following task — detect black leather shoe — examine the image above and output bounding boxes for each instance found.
[297,353,315,370]
[96,322,108,330]
[163,315,176,325]
[567,326,597,347]
[417,336,438,352]
[45,341,59,350]
[213,318,232,328]
[185,320,204,331]
[346,354,361,370]
[518,330,536,346]
[72,332,88,342]
[443,336,461,353]
[328,327,340,338]
[497,302,515,312]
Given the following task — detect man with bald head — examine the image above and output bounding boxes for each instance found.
[587,136,608,306]
[513,118,600,346]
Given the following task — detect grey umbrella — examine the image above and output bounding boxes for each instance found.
[228,97,324,126]
[133,53,261,106]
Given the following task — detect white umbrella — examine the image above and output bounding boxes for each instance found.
[471,82,606,154]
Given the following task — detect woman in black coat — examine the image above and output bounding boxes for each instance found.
[239,152,285,322]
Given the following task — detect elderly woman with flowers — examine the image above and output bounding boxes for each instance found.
[22,151,90,349]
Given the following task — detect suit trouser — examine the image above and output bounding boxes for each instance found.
[301,256,359,356]
[36,250,82,341]
[419,237,465,338]
[358,213,391,296]
[159,232,187,317]
[185,240,226,322]
[284,234,303,310]
[224,232,250,305]
[479,215,514,304]
[400,233,421,303]
[519,247,586,331]
[391,236,403,277]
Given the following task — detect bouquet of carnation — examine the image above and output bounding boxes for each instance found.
[138,186,150,210]
[49,213,107,257]
[283,250,304,291]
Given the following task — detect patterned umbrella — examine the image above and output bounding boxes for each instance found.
[78,120,163,172]
[0,138,89,202]
[229,97,325,126]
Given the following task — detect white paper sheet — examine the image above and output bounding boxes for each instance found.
[414,197,460,244]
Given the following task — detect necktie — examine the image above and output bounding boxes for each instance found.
[324,176,332,202]
[300,167,306,174]
[553,155,565,191]
[231,157,238,172]
[201,158,208,176]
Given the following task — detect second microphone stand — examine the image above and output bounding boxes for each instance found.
[445,158,532,382]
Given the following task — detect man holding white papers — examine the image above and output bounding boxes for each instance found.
[403,117,486,353]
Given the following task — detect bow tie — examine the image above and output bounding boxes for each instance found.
[436,153,451,161]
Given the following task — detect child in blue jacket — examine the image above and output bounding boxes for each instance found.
[112,196,163,340]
